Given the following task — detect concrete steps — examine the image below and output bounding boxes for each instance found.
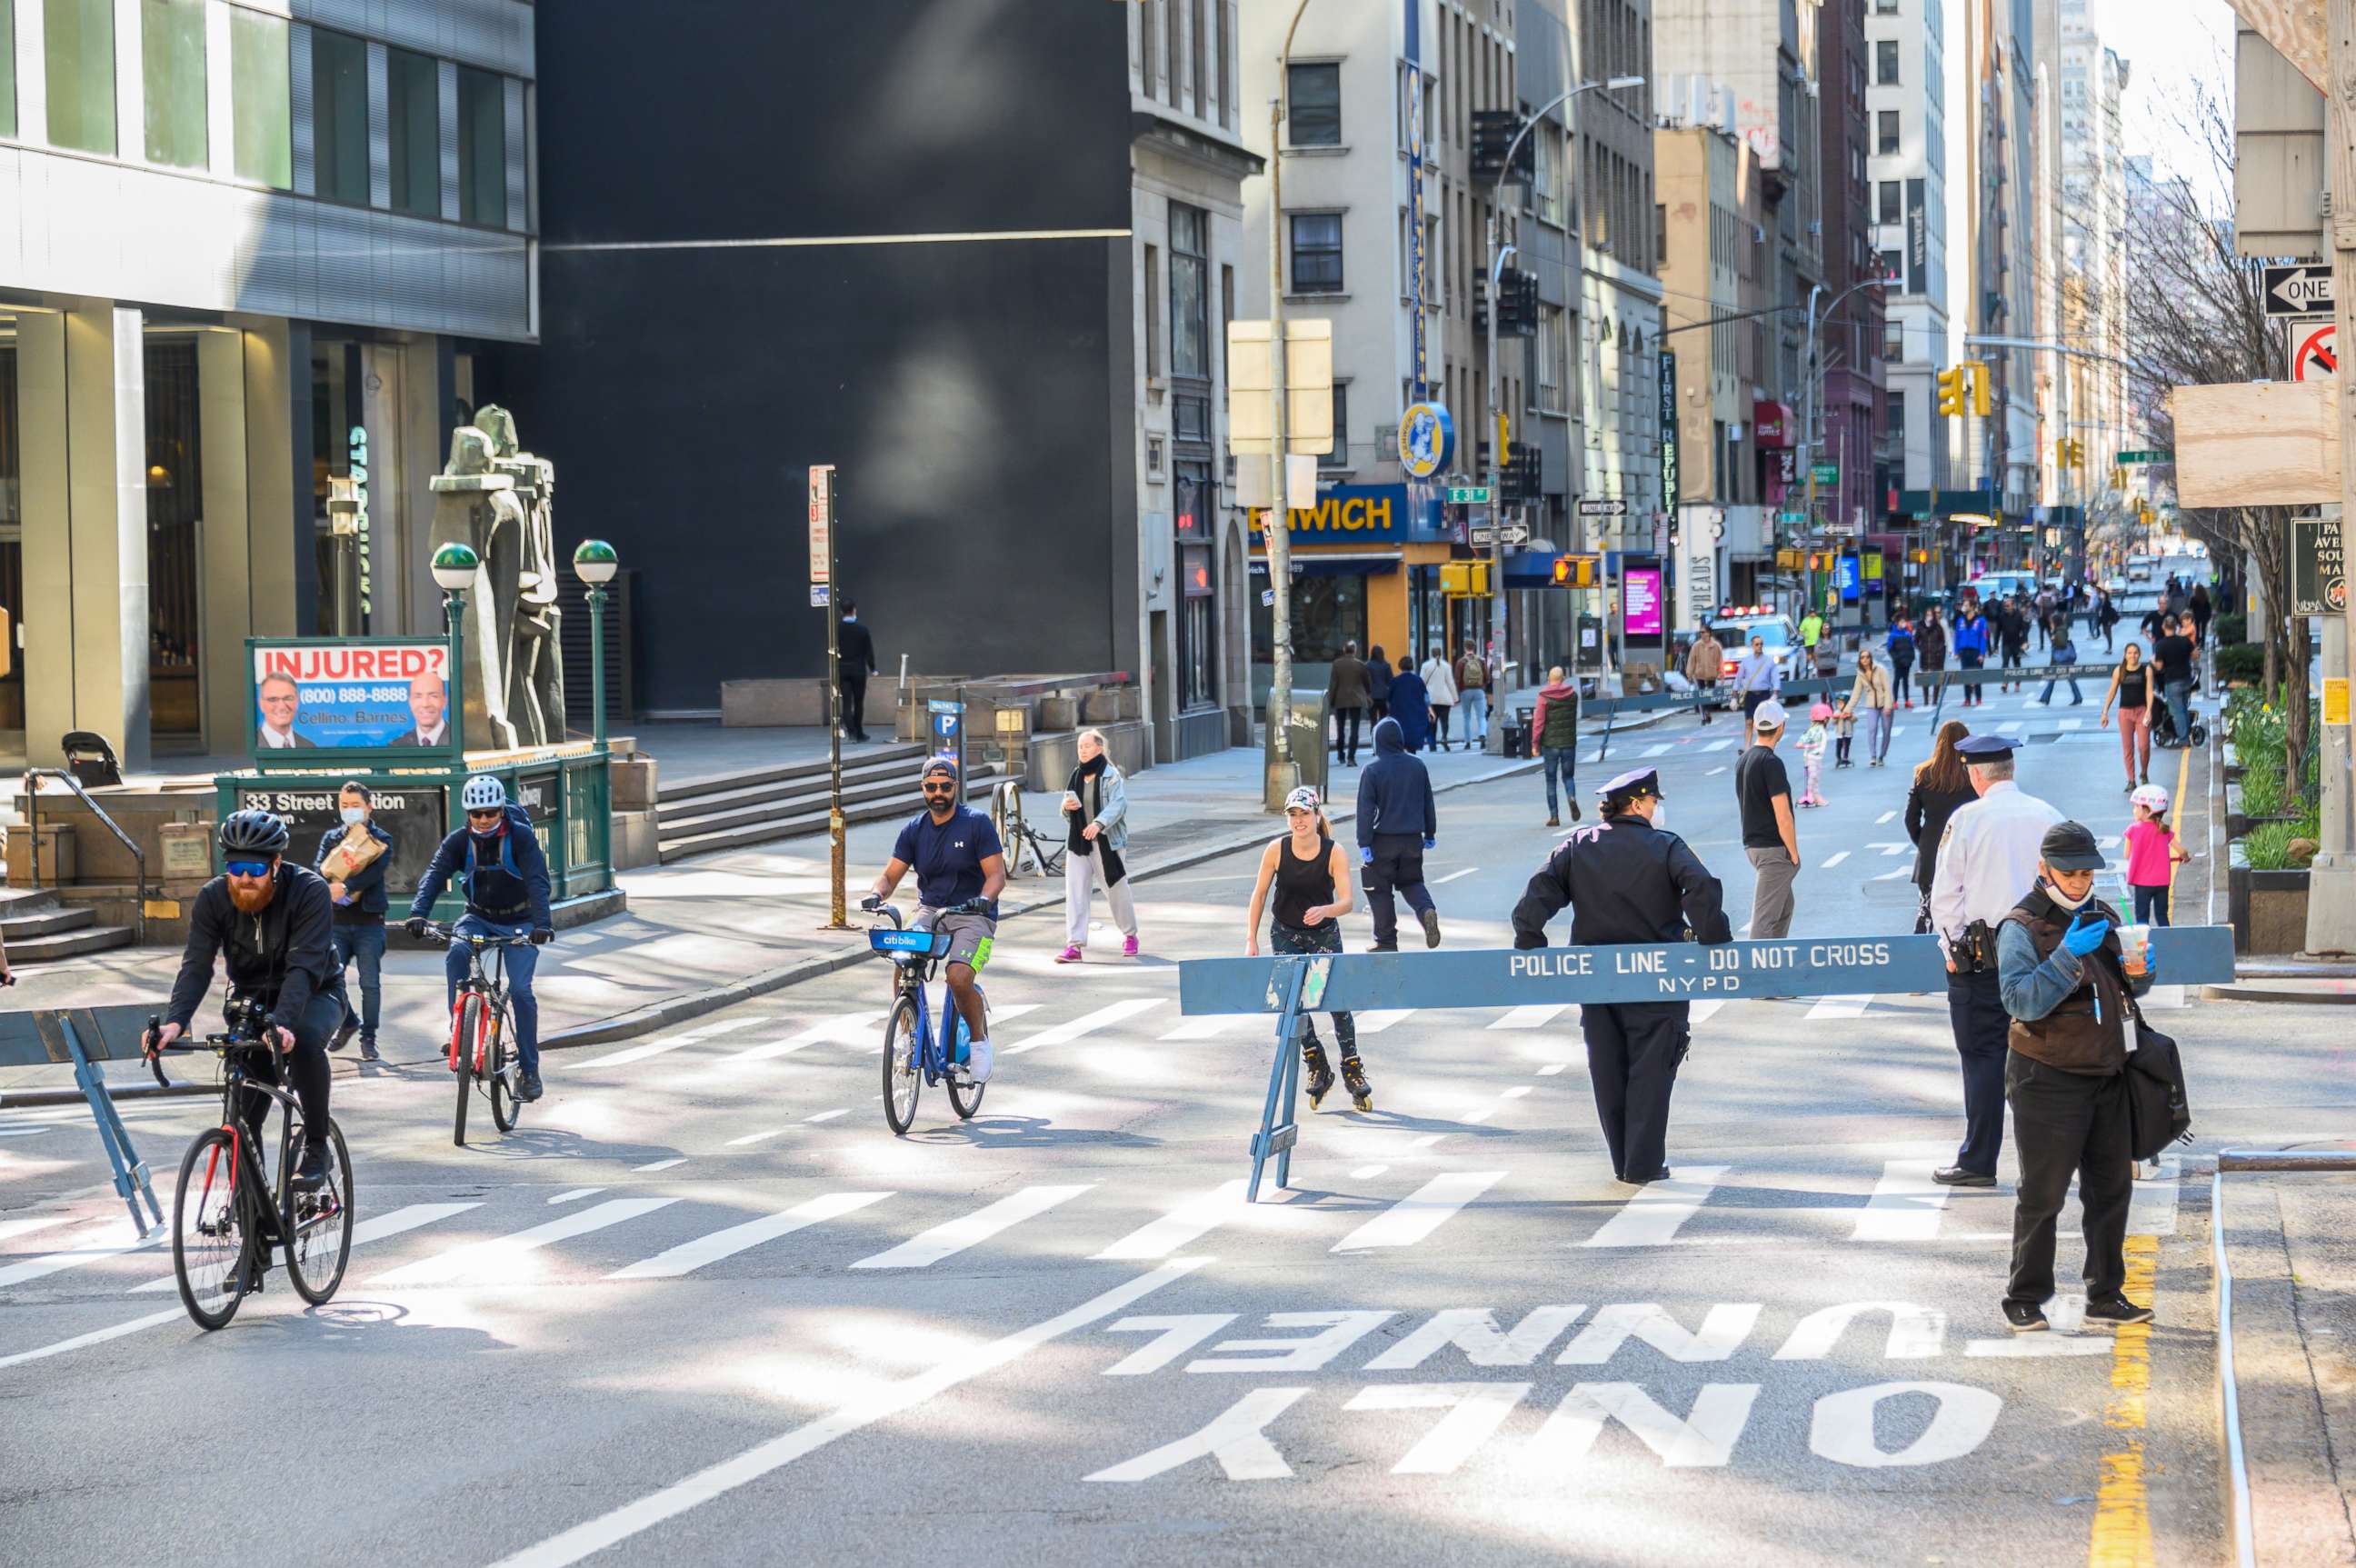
[0,889,137,964]
[654,744,1000,863]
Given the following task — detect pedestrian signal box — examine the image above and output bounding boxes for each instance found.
[1551,554,1599,588]
[1440,561,1491,596]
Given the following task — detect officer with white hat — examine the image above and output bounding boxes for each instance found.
[1512,767,1732,1183]
[1927,734,2064,1184]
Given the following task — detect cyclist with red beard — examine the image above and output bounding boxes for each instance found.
[146,810,341,1191]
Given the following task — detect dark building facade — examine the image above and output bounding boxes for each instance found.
[1815,0,1887,614]
[480,1,1137,714]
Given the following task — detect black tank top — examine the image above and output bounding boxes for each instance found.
[1273,832,1336,932]
[2116,664,2149,710]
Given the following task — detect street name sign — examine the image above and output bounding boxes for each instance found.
[1811,463,1839,485]
[2115,450,2173,465]
[2264,262,2335,316]
[2291,515,2347,614]
[1445,484,1492,504]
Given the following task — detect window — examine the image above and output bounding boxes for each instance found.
[387,46,439,217]
[1323,382,1348,463]
[1217,0,1234,129]
[0,3,16,137]
[1884,322,1904,361]
[1287,63,1340,145]
[1219,262,1235,388]
[1191,0,1206,115]
[1877,110,1900,155]
[1877,181,1900,223]
[1876,0,1898,11]
[229,9,290,188]
[1141,0,1158,92]
[1880,246,1903,282]
[1170,204,1208,378]
[1534,124,1562,225]
[312,29,368,203]
[1143,244,1163,378]
[456,66,507,225]
[1886,389,1907,444]
[1875,40,1900,85]
[1539,304,1569,408]
[1290,212,1343,293]
[45,0,116,155]
[142,0,206,167]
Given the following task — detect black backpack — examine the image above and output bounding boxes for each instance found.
[2123,1004,2193,1161]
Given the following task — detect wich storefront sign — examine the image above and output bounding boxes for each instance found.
[1247,484,1440,544]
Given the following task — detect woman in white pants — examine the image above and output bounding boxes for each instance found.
[1054,729,1140,962]
[1841,647,1897,767]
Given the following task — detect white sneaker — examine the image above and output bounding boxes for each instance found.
[967,1038,993,1084]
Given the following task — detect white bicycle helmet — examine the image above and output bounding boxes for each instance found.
[460,774,508,812]
[2130,784,2171,814]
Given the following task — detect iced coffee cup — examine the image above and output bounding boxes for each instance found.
[2118,924,2151,969]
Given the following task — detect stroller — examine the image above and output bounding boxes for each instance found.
[2149,681,2209,749]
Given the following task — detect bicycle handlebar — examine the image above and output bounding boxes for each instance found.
[144,1012,276,1086]
[417,923,535,948]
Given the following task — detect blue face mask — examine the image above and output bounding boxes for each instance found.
[340,806,367,826]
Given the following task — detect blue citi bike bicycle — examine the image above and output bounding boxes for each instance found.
[864,902,992,1134]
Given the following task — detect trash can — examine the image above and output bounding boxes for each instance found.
[1263,689,1328,808]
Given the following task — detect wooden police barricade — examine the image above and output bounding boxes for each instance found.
[0,1004,169,1232]
[1178,925,2239,1203]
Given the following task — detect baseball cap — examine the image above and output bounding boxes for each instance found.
[1283,785,1322,814]
[2040,821,2106,871]
[919,754,961,784]
[1752,699,1789,731]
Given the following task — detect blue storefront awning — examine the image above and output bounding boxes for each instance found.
[1250,556,1400,579]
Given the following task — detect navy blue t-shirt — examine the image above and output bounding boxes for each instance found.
[891,806,1003,910]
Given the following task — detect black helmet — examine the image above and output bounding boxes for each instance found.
[218,809,291,856]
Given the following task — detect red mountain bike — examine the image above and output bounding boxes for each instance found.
[424,924,532,1145]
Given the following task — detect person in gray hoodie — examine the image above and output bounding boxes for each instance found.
[1355,716,1443,950]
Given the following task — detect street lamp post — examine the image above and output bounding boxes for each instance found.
[572,540,619,753]
[1263,0,1315,811]
[1797,275,1887,624]
[1489,76,1642,684]
[430,542,482,761]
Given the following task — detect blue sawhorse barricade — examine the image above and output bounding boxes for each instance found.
[1177,926,2239,1203]
[0,1004,170,1233]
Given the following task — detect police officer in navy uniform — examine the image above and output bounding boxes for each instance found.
[1928,734,2064,1186]
[1512,768,1732,1184]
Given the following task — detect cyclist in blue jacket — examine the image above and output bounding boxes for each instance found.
[406,774,554,1101]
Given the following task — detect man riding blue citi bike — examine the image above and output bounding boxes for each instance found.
[406,774,554,1103]
[864,754,1008,1084]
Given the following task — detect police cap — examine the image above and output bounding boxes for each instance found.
[1955,734,2014,763]
[2040,820,2106,871]
[1598,767,1663,810]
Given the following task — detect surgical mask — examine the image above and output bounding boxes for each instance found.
[340,806,367,825]
[1648,802,1666,830]
[2043,876,2096,911]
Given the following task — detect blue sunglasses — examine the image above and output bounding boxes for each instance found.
[225,860,274,878]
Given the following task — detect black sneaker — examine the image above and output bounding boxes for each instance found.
[291,1144,330,1193]
[358,1037,381,1063]
[329,1018,360,1054]
[517,1072,544,1103]
[1932,1165,1997,1187]
[1420,908,1443,948]
[2081,1294,2154,1328]
[2002,1301,2049,1333]
[1341,1056,1373,1112]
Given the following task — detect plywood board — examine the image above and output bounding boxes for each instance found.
[2171,379,2340,505]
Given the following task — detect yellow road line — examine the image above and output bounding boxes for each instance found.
[2089,1233,2161,1568]
[2166,732,2191,899]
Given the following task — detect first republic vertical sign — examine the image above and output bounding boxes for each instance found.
[808,465,834,608]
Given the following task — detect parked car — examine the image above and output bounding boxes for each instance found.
[1705,608,1812,683]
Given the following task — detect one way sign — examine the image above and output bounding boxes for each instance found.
[2264,263,2336,318]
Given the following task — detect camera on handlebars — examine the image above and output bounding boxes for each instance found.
[222,994,273,1040]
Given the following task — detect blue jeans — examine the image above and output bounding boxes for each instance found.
[2131,884,2171,925]
[329,920,386,1042]
[2037,674,2083,704]
[2163,679,2192,743]
[448,914,541,1074]
[1542,747,1576,817]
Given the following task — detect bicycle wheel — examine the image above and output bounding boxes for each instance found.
[453,994,484,1146]
[284,1117,354,1304]
[947,994,989,1121]
[489,1009,518,1133]
[882,995,922,1135]
[172,1128,251,1332]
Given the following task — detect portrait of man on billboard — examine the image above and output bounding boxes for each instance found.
[255,673,316,749]
[389,674,452,748]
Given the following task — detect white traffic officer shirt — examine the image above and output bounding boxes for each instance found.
[1928,779,2064,947]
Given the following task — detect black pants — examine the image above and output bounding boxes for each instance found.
[2004,1052,2133,1306]
[1892,663,1912,703]
[1365,832,1435,949]
[1334,705,1363,763]
[1582,1002,1690,1183]
[1957,651,1984,704]
[1943,968,2009,1175]
[840,674,868,740]
[234,991,341,1154]
[1270,920,1356,1059]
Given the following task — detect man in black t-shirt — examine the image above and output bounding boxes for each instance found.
[1734,699,1802,938]
[2151,614,2196,744]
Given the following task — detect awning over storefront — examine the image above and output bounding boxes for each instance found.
[1249,555,1400,579]
[1752,400,1795,447]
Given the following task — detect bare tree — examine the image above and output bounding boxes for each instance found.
[2124,83,2311,771]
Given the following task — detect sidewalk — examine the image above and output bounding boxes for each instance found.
[0,712,1655,1101]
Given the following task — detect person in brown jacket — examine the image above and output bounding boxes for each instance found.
[1325,641,1373,765]
[1993,820,2157,1333]
[1683,630,1725,724]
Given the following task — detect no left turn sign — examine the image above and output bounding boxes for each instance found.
[2293,321,2338,382]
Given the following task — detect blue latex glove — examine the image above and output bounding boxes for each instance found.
[1360,846,1374,866]
[2061,911,2108,957]
[1423,835,1437,851]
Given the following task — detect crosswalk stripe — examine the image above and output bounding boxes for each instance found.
[372,1198,675,1286]
[577,1018,760,1071]
[1640,744,1672,758]
[129,1202,480,1293]
[1871,865,1912,881]
[1093,1179,1298,1261]
[848,1184,1093,1269]
[724,1129,786,1147]
[1852,1160,1949,1241]
[1820,850,1851,868]
[609,1192,892,1280]
[1351,1010,1415,1034]
[1160,1017,1237,1041]
[1804,995,1871,1020]
[2127,1156,2181,1235]
[2141,984,2186,1009]
[1003,1000,1163,1055]
[0,1215,75,1248]
[1689,999,1728,1024]
[1996,721,2022,734]
[0,1306,189,1371]
[1580,1165,1730,1248]
[722,1012,884,1064]
[1701,740,1734,753]
[0,1218,160,1291]
[2059,718,2083,731]
[1487,1004,1569,1031]
[1875,811,1897,825]
[1331,1171,1505,1253]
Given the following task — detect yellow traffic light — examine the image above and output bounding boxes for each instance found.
[2071,439,2085,467]
[2054,438,2069,468]
[1442,561,1492,596]
[1970,362,1992,417]
[1937,367,1966,418]
[1550,554,1596,588]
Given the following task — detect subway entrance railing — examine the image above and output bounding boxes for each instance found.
[1176,927,2239,1202]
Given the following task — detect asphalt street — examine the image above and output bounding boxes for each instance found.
[7,674,2344,1566]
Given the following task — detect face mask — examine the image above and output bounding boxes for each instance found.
[2043,876,2096,911]
[340,807,367,826]
[1647,803,1666,831]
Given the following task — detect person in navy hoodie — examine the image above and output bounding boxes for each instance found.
[407,774,554,1101]
[1355,716,1443,950]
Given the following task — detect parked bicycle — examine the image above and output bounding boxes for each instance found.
[144,998,354,1332]
[422,922,533,1145]
[867,904,991,1134]
[990,780,1065,878]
